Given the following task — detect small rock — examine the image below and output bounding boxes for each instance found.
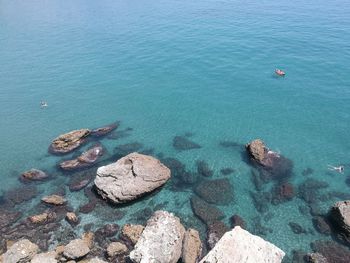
[21,169,48,182]
[230,214,246,229]
[66,212,79,225]
[41,195,66,205]
[121,224,144,245]
[182,228,202,263]
[306,253,329,263]
[28,212,56,224]
[2,239,39,263]
[107,242,128,257]
[49,129,91,154]
[196,160,213,177]
[91,122,118,137]
[190,196,224,225]
[63,239,90,259]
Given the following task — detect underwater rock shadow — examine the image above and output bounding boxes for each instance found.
[172,135,201,151]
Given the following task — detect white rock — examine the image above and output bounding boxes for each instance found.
[31,251,57,263]
[63,239,90,259]
[2,239,38,263]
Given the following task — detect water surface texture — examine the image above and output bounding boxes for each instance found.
[1,0,350,258]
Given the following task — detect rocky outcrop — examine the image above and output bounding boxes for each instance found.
[330,200,350,236]
[106,242,128,258]
[31,251,57,263]
[306,253,329,263]
[182,228,202,263]
[59,144,103,171]
[28,212,56,224]
[121,224,144,245]
[129,211,185,263]
[94,153,171,203]
[2,239,39,263]
[65,212,79,225]
[21,169,48,182]
[63,238,90,259]
[49,129,90,154]
[91,122,118,137]
[41,195,66,205]
[246,139,284,168]
[199,226,285,263]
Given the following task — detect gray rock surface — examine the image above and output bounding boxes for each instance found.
[182,228,202,263]
[2,239,38,263]
[94,153,171,203]
[330,200,350,236]
[130,210,185,263]
[31,251,57,263]
[199,226,285,263]
[49,129,90,154]
[63,239,90,259]
[87,258,108,263]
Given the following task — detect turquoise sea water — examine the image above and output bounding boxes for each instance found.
[1,0,350,259]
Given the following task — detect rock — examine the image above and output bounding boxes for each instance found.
[82,232,94,249]
[5,185,38,205]
[182,228,202,263]
[28,212,56,224]
[94,224,119,247]
[173,136,201,151]
[2,239,39,263]
[0,210,21,228]
[196,160,213,177]
[306,253,329,263]
[79,202,96,214]
[329,200,350,236]
[31,251,57,263]
[91,122,118,137]
[60,144,103,171]
[63,239,90,259]
[190,196,224,225]
[129,210,185,263]
[49,129,91,154]
[272,183,295,205]
[230,214,246,229]
[199,226,285,263]
[207,221,230,249]
[220,168,235,175]
[94,153,171,203]
[121,224,144,245]
[311,240,350,263]
[87,258,108,263]
[21,169,48,182]
[66,212,79,225]
[288,222,307,234]
[194,178,233,205]
[41,195,66,205]
[246,139,266,163]
[312,216,331,235]
[107,242,128,257]
[69,179,90,192]
[298,179,329,204]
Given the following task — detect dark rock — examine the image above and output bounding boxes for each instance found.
[298,179,329,204]
[306,253,328,263]
[250,191,271,213]
[289,222,307,234]
[194,178,234,205]
[206,221,229,249]
[312,216,331,235]
[114,142,143,156]
[49,129,91,154]
[95,224,119,247]
[91,122,118,137]
[311,240,350,263]
[173,136,201,151]
[302,168,314,176]
[79,201,97,214]
[220,168,235,175]
[69,178,91,192]
[197,160,213,177]
[329,200,350,241]
[230,214,246,229]
[20,169,49,182]
[4,185,38,205]
[190,196,224,225]
[162,157,197,186]
[272,183,295,205]
[0,209,21,228]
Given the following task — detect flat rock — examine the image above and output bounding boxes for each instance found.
[130,210,185,263]
[41,195,66,205]
[330,200,350,236]
[63,239,90,259]
[199,226,285,263]
[31,251,57,263]
[94,153,171,203]
[49,129,90,154]
[21,169,48,182]
[107,242,128,257]
[28,212,56,224]
[194,178,234,205]
[2,239,39,263]
[91,122,118,137]
[121,224,145,245]
[190,196,224,225]
[182,228,202,263]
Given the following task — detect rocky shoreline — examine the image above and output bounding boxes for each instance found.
[1,126,350,262]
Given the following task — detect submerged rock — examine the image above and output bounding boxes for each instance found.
[196,160,213,177]
[312,216,331,235]
[272,183,295,205]
[94,152,171,203]
[173,136,201,151]
[5,185,38,205]
[230,214,246,229]
[41,195,66,206]
[91,122,118,137]
[288,222,307,234]
[106,242,128,258]
[199,226,285,263]
[311,240,350,263]
[2,239,39,263]
[60,144,103,171]
[69,178,90,192]
[207,221,229,249]
[63,238,90,259]
[114,142,144,156]
[121,224,144,245]
[194,178,234,205]
[49,129,90,154]
[182,228,202,263]
[20,169,49,182]
[130,211,185,263]
[0,209,21,229]
[190,196,224,225]
[28,212,56,224]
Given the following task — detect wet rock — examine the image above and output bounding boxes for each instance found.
[91,122,118,137]
[197,160,213,177]
[182,228,202,263]
[94,224,119,247]
[302,168,314,176]
[0,209,21,228]
[31,251,57,263]
[220,168,235,175]
[194,178,233,205]
[2,239,39,263]
[199,226,285,263]
[107,242,128,258]
[60,144,103,171]
[288,222,307,234]
[306,253,328,263]
[20,169,49,182]
[250,191,271,213]
[130,211,185,263]
[82,231,95,249]
[87,258,108,263]
[94,152,171,204]
[69,178,90,192]
[246,139,266,163]
[162,157,196,186]
[312,216,331,235]
[28,212,56,224]
[79,201,96,214]
[121,224,144,245]
[190,196,224,225]
[114,142,143,156]
[66,212,79,225]
[311,240,350,263]
[49,129,91,154]
[173,136,201,151]
[5,185,38,205]
[207,221,229,249]
[41,195,66,206]
[63,239,90,259]
[230,214,246,229]
[329,200,350,238]
[298,179,329,204]
[272,183,295,205]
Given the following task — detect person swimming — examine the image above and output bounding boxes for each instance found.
[327,165,344,173]
[275,69,285,76]
[40,101,48,108]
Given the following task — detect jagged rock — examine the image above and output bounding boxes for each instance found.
[21,169,48,182]
[194,178,233,205]
[31,251,57,263]
[207,221,229,249]
[41,195,66,205]
[63,239,90,259]
[182,228,202,263]
[311,240,350,263]
[107,242,128,258]
[65,212,79,225]
[329,200,350,236]
[306,253,328,263]
[49,129,91,154]
[60,144,103,171]
[173,136,201,151]
[28,212,56,224]
[91,122,118,137]
[190,196,224,225]
[230,214,246,229]
[130,211,185,263]
[94,153,171,203]
[2,239,39,263]
[121,224,144,245]
[199,226,285,263]
[312,216,331,235]
[246,139,266,163]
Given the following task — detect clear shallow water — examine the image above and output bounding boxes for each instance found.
[1,0,350,258]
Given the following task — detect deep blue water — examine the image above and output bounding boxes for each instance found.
[1,0,350,258]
